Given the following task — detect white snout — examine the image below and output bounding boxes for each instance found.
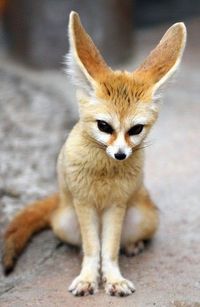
[106,133,132,160]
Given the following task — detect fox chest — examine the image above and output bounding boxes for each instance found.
[65,162,141,208]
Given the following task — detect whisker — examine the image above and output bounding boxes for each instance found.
[88,136,107,150]
[134,141,154,152]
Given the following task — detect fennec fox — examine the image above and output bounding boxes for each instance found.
[2,12,186,297]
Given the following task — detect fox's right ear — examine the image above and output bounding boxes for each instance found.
[66,11,111,94]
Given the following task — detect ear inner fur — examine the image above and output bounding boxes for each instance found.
[69,11,111,84]
[134,23,187,90]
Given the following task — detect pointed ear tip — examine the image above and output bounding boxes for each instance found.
[175,22,186,32]
[69,11,80,26]
[171,22,187,37]
[69,11,79,19]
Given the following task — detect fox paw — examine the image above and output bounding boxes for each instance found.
[123,240,145,257]
[68,276,98,296]
[104,278,135,297]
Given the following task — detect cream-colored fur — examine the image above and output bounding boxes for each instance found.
[50,12,186,296]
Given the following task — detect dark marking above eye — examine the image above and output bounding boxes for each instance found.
[97,120,114,134]
[128,124,144,136]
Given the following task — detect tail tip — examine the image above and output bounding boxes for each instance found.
[3,264,14,276]
[2,253,16,276]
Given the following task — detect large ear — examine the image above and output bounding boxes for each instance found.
[135,23,187,95]
[66,11,111,93]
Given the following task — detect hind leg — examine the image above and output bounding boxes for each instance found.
[51,168,81,247]
[121,186,159,256]
[50,188,81,246]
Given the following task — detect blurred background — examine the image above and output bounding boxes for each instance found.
[0,1,200,305]
[0,0,200,67]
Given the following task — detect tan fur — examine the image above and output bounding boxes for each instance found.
[135,22,186,92]
[2,11,186,297]
[69,12,111,84]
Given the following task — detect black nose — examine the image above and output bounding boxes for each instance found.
[114,152,126,160]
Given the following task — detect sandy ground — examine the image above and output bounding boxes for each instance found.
[0,18,200,306]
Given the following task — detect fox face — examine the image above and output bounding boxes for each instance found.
[67,12,186,160]
[79,72,158,160]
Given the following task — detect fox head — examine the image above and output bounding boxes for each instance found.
[66,11,186,161]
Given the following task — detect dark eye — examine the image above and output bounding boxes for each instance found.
[128,124,144,136]
[97,120,113,134]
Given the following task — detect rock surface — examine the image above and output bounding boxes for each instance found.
[0,18,200,306]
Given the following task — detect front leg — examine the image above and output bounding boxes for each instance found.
[102,205,135,296]
[68,202,100,296]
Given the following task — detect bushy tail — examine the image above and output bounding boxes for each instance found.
[2,193,59,275]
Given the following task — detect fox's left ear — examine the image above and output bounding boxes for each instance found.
[66,11,111,94]
[135,23,187,96]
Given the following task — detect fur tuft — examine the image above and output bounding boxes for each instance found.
[65,51,92,93]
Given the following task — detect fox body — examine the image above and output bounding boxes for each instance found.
[2,12,186,297]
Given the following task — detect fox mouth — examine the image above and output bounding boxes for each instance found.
[91,137,132,161]
[106,147,132,161]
